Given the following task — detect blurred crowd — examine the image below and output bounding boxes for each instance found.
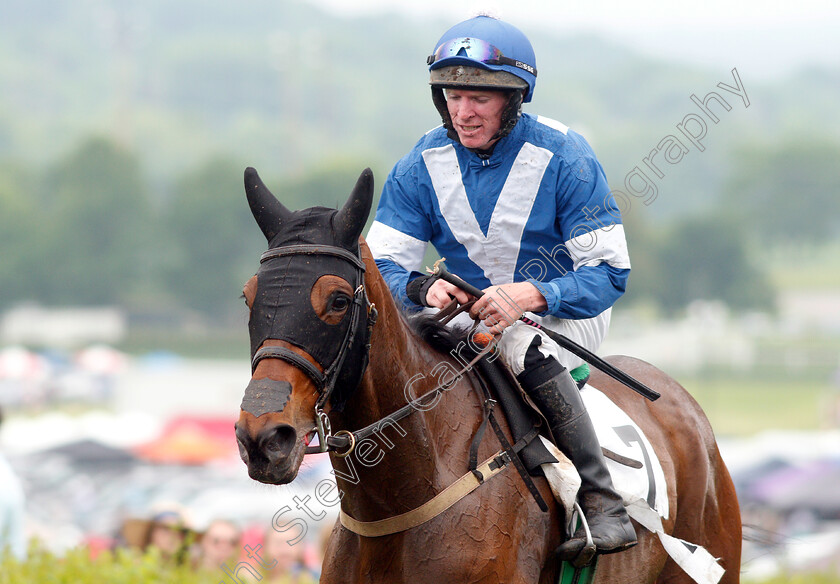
[0,407,26,559]
[0,403,332,581]
[114,507,327,582]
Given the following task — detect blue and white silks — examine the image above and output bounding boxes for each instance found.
[366,113,630,323]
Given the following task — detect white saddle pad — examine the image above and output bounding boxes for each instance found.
[539,384,724,584]
[579,384,670,520]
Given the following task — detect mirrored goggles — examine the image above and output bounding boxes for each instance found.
[427,37,537,77]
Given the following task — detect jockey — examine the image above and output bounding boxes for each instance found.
[365,15,636,560]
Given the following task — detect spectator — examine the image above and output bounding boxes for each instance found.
[262,527,317,583]
[119,506,193,565]
[196,519,241,571]
[0,406,26,559]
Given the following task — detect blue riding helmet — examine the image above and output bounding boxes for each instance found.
[427,15,537,103]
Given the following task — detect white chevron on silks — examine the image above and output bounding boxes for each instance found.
[422,143,553,285]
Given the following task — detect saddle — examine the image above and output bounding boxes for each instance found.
[473,347,559,472]
[340,301,723,584]
[432,300,645,514]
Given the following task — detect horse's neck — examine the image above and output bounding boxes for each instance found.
[345,250,451,422]
[340,270,445,435]
[330,259,473,518]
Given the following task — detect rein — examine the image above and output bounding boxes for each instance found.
[306,323,497,457]
[333,304,551,536]
[250,244,549,535]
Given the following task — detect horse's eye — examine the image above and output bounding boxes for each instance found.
[331,294,350,312]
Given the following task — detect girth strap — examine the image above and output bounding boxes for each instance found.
[488,412,549,512]
[467,396,494,481]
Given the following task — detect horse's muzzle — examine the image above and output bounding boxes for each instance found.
[236,420,304,484]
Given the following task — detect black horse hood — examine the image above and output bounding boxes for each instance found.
[244,166,373,251]
[244,167,375,411]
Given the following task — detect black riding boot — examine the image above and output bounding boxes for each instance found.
[517,340,637,562]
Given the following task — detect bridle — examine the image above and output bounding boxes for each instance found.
[250,243,378,453]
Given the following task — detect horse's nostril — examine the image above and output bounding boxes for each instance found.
[263,423,298,458]
[237,438,250,464]
[235,425,252,463]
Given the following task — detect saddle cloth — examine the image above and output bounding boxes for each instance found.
[540,384,725,584]
[537,383,668,523]
[580,384,670,518]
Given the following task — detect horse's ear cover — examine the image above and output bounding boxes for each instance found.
[245,168,376,410]
[334,168,374,249]
[245,167,292,243]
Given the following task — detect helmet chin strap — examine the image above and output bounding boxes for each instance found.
[431,86,459,142]
[431,87,525,151]
[492,88,524,143]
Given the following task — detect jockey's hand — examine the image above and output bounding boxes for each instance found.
[425,277,474,309]
[469,282,548,335]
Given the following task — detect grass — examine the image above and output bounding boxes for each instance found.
[4,544,838,583]
[744,575,840,584]
[0,544,216,584]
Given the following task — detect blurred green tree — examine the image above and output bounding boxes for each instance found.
[283,158,386,214]
[615,205,662,310]
[161,157,381,318]
[162,157,264,317]
[627,212,775,314]
[36,137,154,306]
[726,138,840,244]
[0,163,39,309]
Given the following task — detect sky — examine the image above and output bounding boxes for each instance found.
[304,0,840,78]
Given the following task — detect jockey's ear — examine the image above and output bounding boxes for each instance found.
[244,167,292,242]
[334,168,374,249]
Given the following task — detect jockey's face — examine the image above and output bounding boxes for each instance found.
[445,88,508,151]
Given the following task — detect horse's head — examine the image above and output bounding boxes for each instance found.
[236,167,375,484]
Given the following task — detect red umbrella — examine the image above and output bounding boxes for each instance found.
[134,416,238,465]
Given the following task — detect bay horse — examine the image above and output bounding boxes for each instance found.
[235,167,742,583]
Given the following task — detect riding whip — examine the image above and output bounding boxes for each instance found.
[429,261,660,402]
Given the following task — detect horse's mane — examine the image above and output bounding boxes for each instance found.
[406,312,471,355]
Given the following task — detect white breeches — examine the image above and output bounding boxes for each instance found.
[495,309,611,376]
